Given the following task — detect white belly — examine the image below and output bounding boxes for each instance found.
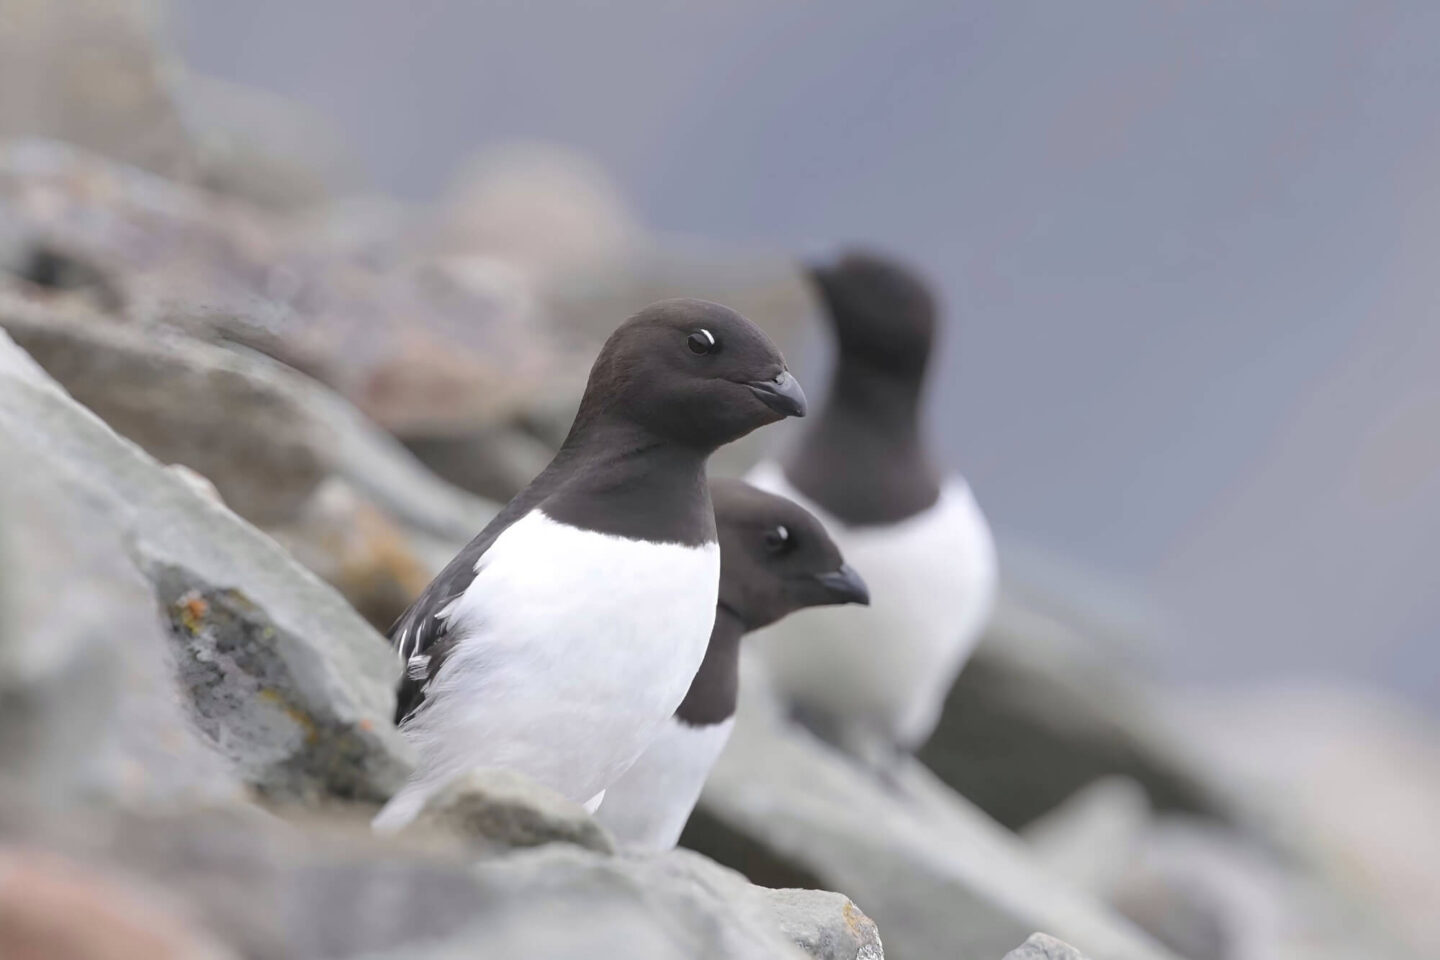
[594,717,735,850]
[746,461,998,753]
[383,509,719,826]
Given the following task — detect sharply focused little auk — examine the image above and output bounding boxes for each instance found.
[594,478,868,850]
[747,250,998,770]
[373,300,806,831]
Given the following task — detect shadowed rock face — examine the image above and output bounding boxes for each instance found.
[682,655,1180,960]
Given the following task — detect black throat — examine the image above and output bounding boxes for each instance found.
[674,605,746,727]
[782,355,940,525]
[539,413,717,546]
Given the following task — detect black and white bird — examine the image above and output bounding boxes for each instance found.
[747,250,998,770]
[594,478,868,850]
[372,299,806,831]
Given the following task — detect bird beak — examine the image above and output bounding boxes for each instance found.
[814,564,869,606]
[746,370,808,418]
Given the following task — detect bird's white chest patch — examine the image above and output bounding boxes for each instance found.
[595,716,736,851]
[747,460,998,751]
[400,509,720,807]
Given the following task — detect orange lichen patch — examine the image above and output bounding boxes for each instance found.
[175,590,209,635]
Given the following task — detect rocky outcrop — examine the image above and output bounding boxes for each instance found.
[0,327,880,960]
[0,327,410,804]
[1002,933,1092,960]
[917,591,1230,830]
[684,658,1178,960]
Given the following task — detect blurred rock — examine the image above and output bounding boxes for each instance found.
[0,0,197,181]
[176,74,357,212]
[0,139,556,435]
[1002,933,1092,960]
[1022,777,1152,895]
[410,768,616,855]
[431,142,639,281]
[1,293,331,524]
[1162,685,1440,960]
[683,658,1178,960]
[0,328,410,804]
[1023,778,1419,960]
[0,288,497,623]
[0,847,238,960]
[0,801,881,960]
[918,590,1230,830]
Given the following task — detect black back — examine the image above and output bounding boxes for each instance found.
[392,300,800,722]
[782,249,944,525]
[675,479,860,727]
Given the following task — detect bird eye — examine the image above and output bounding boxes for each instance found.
[763,525,791,554]
[687,329,719,355]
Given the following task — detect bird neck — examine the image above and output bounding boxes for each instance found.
[674,605,747,727]
[542,415,716,545]
[783,355,941,524]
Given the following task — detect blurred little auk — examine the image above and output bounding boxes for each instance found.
[747,250,997,770]
[595,479,868,850]
[373,300,806,831]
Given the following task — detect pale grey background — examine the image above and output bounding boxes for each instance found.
[176,1,1440,709]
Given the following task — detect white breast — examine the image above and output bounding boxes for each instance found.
[375,509,719,830]
[594,716,735,851]
[745,460,998,757]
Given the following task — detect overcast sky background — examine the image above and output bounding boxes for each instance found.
[176,1,1440,710]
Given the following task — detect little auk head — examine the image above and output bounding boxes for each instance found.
[806,248,938,378]
[567,297,806,454]
[594,479,868,850]
[674,478,868,728]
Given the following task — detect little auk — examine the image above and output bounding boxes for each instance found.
[594,478,868,850]
[373,299,806,831]
[747,250,998,770]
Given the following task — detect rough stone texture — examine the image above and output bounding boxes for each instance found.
[0,801,882,960]
[0,328,411,803]
[411,768,617,855]
[0,139,555,435]
[917,591,1230,830]
[684,659,1177,960]
[1002,933,1091,960]
[0,294,331,524]
[0,289,497,625]
[760,888,884,960]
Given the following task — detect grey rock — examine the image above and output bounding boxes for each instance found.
[0,295,331,524]
[760,888,885,960]
[1003,933,1091,960]
[685,660,1178,960]
[1023,779,1422,960]
[917,590,1231,830]
[0,289,496,627]
[0,0,198,181]
[0,328,410,803]
[0,139,558,436]
[3,801,850,960]
[410,768,617,855]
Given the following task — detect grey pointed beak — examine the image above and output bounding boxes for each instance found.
[815,564,869,606]
[746,370,807,418]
